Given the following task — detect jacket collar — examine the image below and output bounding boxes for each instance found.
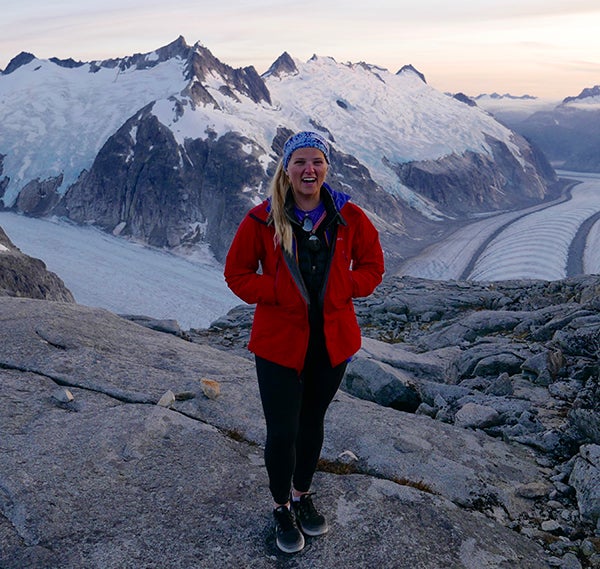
[282,183,348,227]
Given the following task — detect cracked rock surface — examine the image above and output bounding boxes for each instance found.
[0,296,555,568]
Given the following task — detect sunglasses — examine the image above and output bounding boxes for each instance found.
[301,216,323,251]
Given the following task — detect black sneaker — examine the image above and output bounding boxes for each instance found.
[273,505,305,553]
[291,493,328,536]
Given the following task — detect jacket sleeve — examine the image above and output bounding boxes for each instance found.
[350,208,385,298]
[224,213,277,305]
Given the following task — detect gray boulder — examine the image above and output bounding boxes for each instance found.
[454,402,502,429]
[569,445,600,524]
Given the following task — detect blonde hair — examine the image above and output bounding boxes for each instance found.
[268,161,294,254]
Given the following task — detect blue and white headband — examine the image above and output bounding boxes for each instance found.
[282,131,330,170]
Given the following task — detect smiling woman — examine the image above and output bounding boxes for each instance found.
[285,149,329,211]
[224,130,384,553]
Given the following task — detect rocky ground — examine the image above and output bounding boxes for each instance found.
[198,274,600,568]
[1,238,599,568]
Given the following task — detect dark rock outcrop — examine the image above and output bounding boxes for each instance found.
[1,51,35,75]
[397,64,427,83]
[263,51,298,78]
[0,226,74,301]
[15,175,63,216]
[58,107,265,260]
[453,92,477,107]
[393,134,556,216]
[48,57,85,69]
[89,35,191,74]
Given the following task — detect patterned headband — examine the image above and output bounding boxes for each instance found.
[283,131,330,169]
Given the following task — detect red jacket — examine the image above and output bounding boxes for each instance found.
[224,187,385,372]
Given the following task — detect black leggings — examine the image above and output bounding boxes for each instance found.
[255,345,347,505]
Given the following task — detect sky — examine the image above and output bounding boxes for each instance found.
[1,0,599,99]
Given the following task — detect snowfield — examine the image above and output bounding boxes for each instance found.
[1,173,598,330]
[0,57,189,205]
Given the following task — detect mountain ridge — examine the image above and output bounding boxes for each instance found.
[0,36,558,268]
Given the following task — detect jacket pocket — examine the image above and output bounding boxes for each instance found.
[327,254,354,309]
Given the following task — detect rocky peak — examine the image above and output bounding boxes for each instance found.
[262,51,298,78]
[153,35,191,62]
[453,92,477,106]
[397,63,427,83]
[88,35,191,74]
[48,57,86,69]
[564,85,600,104]
[185,42,271,106]
[2,51,36,75]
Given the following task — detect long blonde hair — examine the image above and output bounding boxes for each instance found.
[268,161,294,254]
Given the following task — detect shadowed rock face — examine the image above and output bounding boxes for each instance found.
[0,226,74,302]
[57,112,268,263]
[393,134,553,215]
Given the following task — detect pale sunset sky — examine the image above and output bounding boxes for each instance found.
[1,0,599,100]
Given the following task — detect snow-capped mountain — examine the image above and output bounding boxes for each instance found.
[0,37,557,269]
[563,85,600,108]
[475,87,600,173]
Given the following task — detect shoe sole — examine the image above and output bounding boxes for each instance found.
[276,534,305,553]
[297,521,329,537]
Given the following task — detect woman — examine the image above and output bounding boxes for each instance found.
[224,131,384,553]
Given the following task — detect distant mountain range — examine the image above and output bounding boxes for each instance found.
[0,37,559,269]
[474,89,600,173]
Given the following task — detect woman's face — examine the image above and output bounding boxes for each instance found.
[286,147,328,206]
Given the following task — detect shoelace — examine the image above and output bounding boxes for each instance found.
[296,494,319,519]
[274,506,297,531]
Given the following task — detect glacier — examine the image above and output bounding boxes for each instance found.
[0,212,239,330]
[1,175,599,331]
[399,172,600,281]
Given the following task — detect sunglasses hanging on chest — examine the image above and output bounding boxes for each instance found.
[301,210,326,251]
